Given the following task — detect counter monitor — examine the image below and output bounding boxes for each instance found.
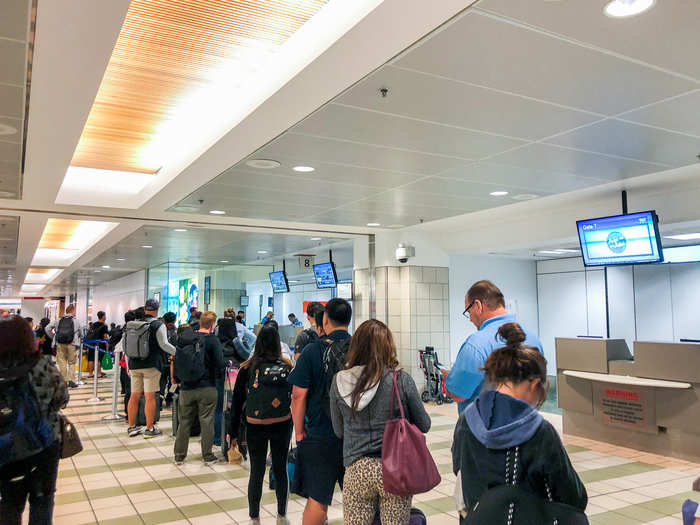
[313,262,338,289]
[577,210,663,266]
[269,271,290,293]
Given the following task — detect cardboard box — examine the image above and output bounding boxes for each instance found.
[633,342,700,383]
[556,338,631,374]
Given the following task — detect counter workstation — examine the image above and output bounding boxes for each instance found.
[556,337,700,462]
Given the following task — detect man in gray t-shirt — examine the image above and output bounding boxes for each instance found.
[47,304,82,388]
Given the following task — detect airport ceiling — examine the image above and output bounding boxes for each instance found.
[1,0,700,296]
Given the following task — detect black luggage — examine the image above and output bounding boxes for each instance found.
[136,394,161,427]
[171,392,201,437]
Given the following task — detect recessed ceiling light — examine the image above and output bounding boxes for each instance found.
[116,258,126,261]
[101,265,110,269]
[537,250,567,256]
[388,224,404,229]
[94,270,101,273]
[0,123,18,135]
[665,233,700,241]
[220,260,229,263]
[490,191,509,196]
[174,228,187,232]
[604,0,655,18]
[367,222,381,227]
[246,159,281,169]
[142,245,152,248]
[209,210,225,215]
[512,193,539,201]
[289,280,300,283]
[293,166,315,173]
[310,237,322,241]
[257,250,268,254]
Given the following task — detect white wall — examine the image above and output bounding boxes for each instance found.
[91,270,146,326]
[276,283,333,327]
[245,280,273,325]
[448,254,539,363]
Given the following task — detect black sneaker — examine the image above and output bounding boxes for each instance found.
[143,427,162,439]
[203,455,219,466]
[127,426,144,437]
[174,456,186,466]
[68,381,78,388]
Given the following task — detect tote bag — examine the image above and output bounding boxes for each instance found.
[381,370,441,496]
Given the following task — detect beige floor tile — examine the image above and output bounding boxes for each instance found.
[53,510,97,525]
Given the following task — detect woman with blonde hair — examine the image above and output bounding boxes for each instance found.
[330,319,431,525]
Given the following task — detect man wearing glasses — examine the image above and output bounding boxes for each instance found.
[444,280,543,414]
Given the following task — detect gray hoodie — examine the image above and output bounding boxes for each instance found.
[330,367,431,467]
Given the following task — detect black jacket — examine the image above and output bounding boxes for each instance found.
[452,391,587,513]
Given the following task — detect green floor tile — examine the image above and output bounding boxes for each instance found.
[564,444,589,454]
[422,496,455,512]
[437,463,454,475]
[179,501,225,518]
[639,494,689,514]
[218,468,249,480]
[579,461,662,483]
[55,491,89,505]
[58,469,78,479]
[614,503,667,522]
[156,476,193,489]
[87,486,126,500]
[140,507,187,525]
[431,424,456,432]
[588,510,639,525]
[77,464,112,476]
[99,515,144,525]
[215,495,248,511]
[429,440,452,451]
[122,480,160,494]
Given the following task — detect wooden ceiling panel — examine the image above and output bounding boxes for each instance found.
[70,0,327,173]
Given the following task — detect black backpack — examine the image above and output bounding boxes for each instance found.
[174,332,207,385]
[320,337,351,417]
[294,329,318,354]
[245,360,292,421]
[55,316,75,344]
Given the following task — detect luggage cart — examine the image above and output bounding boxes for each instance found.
[419,346,453,405]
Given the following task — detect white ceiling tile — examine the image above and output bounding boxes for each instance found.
[0,40,26,86]
[293,102,526,159]
[545,119,700,166]
[0,0,29,42]
[398,177,555,202]
[0,84,23,119]
[0,117,21,143]
[0,141,20,163]
[439,162,604,194]
[336,65,600,141]
[259,132,465,175]
[620,90,700,137]
[357,188,495,213]
[396,11,697,115]
[477,0,700,81]
[487,142,668,180]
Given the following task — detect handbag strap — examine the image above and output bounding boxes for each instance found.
[389,369,406,420]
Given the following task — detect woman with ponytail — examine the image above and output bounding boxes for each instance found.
[452,323,588,524]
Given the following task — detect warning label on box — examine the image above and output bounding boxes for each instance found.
[600,388,645,428]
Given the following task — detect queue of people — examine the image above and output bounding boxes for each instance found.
[0,279,595,525]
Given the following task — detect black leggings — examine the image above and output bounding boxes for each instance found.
[0,441,60,525]
[246,419,292,518]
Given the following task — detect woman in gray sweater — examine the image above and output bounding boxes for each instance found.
[330,319,431,525]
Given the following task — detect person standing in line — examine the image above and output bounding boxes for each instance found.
[330,319,431,525]
[86,311,109,378]
[46,304,81,388]
[266,320,295,364]
[0,315,69,525]
[444,280,543,414]
[173,311,225,465]
[228,325,293,525]
[126,299,176,439]
[236,310,246,326]
[288,298,352,525]
[452,323,587,521]
[261,311,274,325]
[294,302,323,360]
[35,318,54,357]
[288,313,303,327]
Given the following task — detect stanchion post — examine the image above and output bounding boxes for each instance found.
[76,343,85,386]
[87,343,102,404]
[103,348,124,422]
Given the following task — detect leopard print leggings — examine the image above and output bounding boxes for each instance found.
[343,457,411,525]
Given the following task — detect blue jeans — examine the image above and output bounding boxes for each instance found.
[213,378,224,446]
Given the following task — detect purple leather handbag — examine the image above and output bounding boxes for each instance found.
[381,370,441,496]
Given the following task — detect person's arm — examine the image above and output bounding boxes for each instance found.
[46,320,56,339]
[228,367,249,442]
[445,342,485,403]
[537,424,588,510]
[329,377,344,439]
[291,386,308,442]
[155,323,176,355]
[400,371,432,433]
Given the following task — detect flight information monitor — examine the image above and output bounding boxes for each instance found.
[313,262,338,289]
[269,271,290,293]
[577,211,663,266]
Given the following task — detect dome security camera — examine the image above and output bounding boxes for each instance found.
[395,243,415,264]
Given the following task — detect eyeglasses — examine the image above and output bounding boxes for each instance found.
[462,301,475,318]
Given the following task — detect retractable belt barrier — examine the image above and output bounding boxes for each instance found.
[82,339,111,405]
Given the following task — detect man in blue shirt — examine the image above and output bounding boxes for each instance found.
[261,311,273,325]
[288,298,351,525]
[288,313,303,327]
[445,280,543,414]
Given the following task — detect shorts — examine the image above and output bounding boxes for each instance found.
[129,367,161,393]
[293,435,344,506]
[85,344,104,362]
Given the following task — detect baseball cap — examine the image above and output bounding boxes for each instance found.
[145,299,160,311]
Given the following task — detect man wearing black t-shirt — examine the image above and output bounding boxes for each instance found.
[87,311,110,378]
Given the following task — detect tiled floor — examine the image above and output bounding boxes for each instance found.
[44,373,699,524]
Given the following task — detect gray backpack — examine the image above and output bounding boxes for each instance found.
[124,319,155,359]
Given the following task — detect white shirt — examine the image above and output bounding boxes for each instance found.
[47,315,81,347]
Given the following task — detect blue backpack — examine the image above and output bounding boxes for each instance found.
[0,361,54,468]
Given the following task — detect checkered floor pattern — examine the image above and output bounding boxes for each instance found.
[40,373,699,524]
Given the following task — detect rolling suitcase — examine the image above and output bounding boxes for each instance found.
[136,395,161,426]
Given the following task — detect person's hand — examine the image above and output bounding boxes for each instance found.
[295,430,307,443]
[440,367,449,379]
